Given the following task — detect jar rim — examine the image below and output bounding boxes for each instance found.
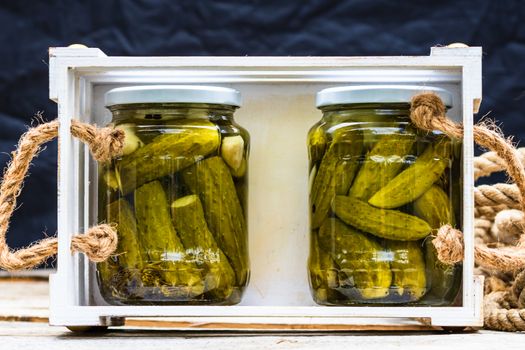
[315,85,453,109]
[105,85,242,108]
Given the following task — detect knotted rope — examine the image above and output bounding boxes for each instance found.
[411,93,525,209]
[483,269,525,332]
[411,93,525,331]
[0,119,123,271]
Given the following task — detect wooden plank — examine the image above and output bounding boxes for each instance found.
[0,279,49,322]
[0,321,522,350]
[123,319,438,331]
[0,269,52,280]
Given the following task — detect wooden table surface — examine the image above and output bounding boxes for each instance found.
[0,273,522,349]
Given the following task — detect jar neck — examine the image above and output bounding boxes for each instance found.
[108,103,237,123]
[319,103,411,123]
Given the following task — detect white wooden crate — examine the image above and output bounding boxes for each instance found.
[48,46,483,329]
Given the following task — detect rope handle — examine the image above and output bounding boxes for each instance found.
[0,119,123,271]
[411,94,525,332]
[410,93,525,272]
[411,94,525,209]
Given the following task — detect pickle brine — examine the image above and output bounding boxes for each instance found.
[308,86,462,306]
[97,86,249,305]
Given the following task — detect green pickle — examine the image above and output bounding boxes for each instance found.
[97,198,144,301]
[318,218,392,301]
[368,139,451,209]
[96,87,249,305]
[171,195,238,303]
[115,119,221,194]
[332,195,431,241]
[387,241,427,301]
[308,86,462,306]
[182,156,249,285]
[308,126,328,166]
[308,230,342,304]
[414,185,462,303]
[414,185,455,228]
[134,181,204,298]
[348,133,415,200]
[310,128,363,228]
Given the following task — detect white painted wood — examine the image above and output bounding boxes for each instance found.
[49,47,106,102]
[50,47,107,58]
[48,46,483,329]
[47,276,483,328]
[49,53,480,68]
[430,46,482,57]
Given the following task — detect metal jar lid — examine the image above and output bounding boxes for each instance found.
[316,85,453,108]
[105,85,242,107]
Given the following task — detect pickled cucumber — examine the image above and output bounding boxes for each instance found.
[117,120,220,194]
[106,198,143,270]
[414,185,461,302]
[97,198,144,299]
[308,126,328,165]
[310,130,363,228]
[387,240,427,301]
[308,230,340,303]
[332,196,431,241]
[134,181,204,297]
[414,185,455,228]
[423,238,462,302]
[182,156,249,284]
[348,133,415,200]
[368,139,451,209]
[318,218,391,300]
[97,257,123,297]
[171,195,236,298]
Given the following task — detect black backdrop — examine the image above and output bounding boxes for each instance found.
[0,0,524,251]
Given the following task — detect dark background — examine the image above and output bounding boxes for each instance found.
[0,0,524,252]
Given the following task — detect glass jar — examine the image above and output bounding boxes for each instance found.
[97,85,250,305]
[307,85,462,306]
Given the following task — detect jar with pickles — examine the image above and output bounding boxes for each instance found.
[308,85,462,306]
[97,85,250,305]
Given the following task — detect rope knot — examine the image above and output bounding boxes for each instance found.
[433,224,464,265]
[70,224,118,262]
[90,127,125,163]
[409,92,453,135]
[70,120,125,163]
[493,209,525,245]
[511,269,525,309]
